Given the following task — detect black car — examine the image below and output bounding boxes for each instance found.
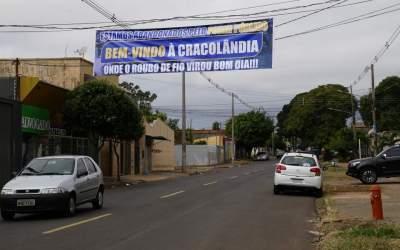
[346,145,400,184]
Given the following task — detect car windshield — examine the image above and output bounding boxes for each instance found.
[20,158,75,176]
[281,155,316,167]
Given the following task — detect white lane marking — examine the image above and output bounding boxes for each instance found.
[203,181,218,186]
[228,176,239,180]
[43,213,112,234]
[244,172,251,175]
[160,190,185,199]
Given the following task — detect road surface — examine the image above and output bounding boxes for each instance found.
[0,161,316,250]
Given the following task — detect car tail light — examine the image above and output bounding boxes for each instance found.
[310,167,321,176]
[275,164,286,173]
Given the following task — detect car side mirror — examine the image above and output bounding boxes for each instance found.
[381,154,387,159]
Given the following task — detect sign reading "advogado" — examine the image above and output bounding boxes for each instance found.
[94,19,273,76]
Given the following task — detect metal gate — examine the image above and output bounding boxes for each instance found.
[0,98,22,187]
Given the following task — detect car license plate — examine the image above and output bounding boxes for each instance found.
[17,199,35,207]
[291,178,304,183]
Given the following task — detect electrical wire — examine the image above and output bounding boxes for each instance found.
[350,23,400,87]
[276,3,400,40]
[0,0,366,31]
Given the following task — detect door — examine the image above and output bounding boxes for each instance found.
[381,147,400,175]
[84,157,100,199]
[75,158,90,203]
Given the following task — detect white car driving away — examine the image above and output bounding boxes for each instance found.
[273,152,323,197]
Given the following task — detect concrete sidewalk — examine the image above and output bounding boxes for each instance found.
[321,165,400,223]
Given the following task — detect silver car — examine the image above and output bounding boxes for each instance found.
[0,155,104,220]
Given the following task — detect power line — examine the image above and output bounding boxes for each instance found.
[276,0,346,27]
[276,2,400,40]
[81,0,129,28]
[199,72,259,111]
[0,0,372,30]
[351,23,400,87]
[0,0,362,31]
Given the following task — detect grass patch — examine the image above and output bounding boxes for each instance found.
[338,224,400,239]
[320,224,400,250]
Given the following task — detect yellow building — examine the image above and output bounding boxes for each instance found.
[192,129,226,147]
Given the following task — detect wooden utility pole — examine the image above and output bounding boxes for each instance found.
[231,93,235,166]
[15,58,20,101]
[181,72,187,172]
[350,85,357,156]
[371,64,377,156]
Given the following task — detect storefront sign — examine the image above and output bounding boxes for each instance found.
[95,19,273,75]
[21,105,50,134]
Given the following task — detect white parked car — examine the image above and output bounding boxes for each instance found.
[273,152,323,197]
[0,155,104,220]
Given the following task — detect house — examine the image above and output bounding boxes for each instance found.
[175,129,232,166]
[0,57,175,179]
[100,118,176,177]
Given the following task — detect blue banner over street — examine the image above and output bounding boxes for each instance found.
[94,19,273,75]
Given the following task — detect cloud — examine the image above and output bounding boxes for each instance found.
[1,0,399,128]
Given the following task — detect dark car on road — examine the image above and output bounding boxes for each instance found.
[346,145,400,184]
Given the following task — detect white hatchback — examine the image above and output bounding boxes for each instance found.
[273,152,323,197]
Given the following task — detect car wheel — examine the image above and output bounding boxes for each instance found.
[65,195,76,216]
[92,189,104,209]
[1,210,15,221]
[360,168,378,184]
[273,185,281,195]
[314,188,323,198]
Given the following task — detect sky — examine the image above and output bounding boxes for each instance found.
[1,0,399,129]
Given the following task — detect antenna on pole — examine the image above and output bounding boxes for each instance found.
[73,47,88,58]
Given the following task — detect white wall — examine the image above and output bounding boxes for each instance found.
[176,145,224,166]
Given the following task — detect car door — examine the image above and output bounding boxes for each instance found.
[75,158,91,203]
[83,157,100,200]
[383,147,400,175]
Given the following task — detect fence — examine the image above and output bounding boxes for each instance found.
[22,135,90,166]
[175,145,224,167]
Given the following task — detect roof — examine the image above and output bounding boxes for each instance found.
[284,152,317,158]
[35,155,90,159]
[0,57,93,65]
[178,129,225,135]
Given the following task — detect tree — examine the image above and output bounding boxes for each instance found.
[327,128,368,161]
[167,118,179,132]
[120,81,180,131]
[120,81,157,117]
[277,84,355,148]
[212,121,221,130]
[360,76,400,131]
[225,111,274,158]
[193,140,207,145]
[65,80,144,180]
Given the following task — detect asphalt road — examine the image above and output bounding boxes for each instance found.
[0,161,316,250]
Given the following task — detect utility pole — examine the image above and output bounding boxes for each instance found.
[350,85,356,156]
[371,64,377,156]
[271,131,275,156]
[231,93,235,166]
[14,58,20,101]
[181,72,186,173]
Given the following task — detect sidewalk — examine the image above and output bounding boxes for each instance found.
[315,164,400,249]
[321,165,400,223]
